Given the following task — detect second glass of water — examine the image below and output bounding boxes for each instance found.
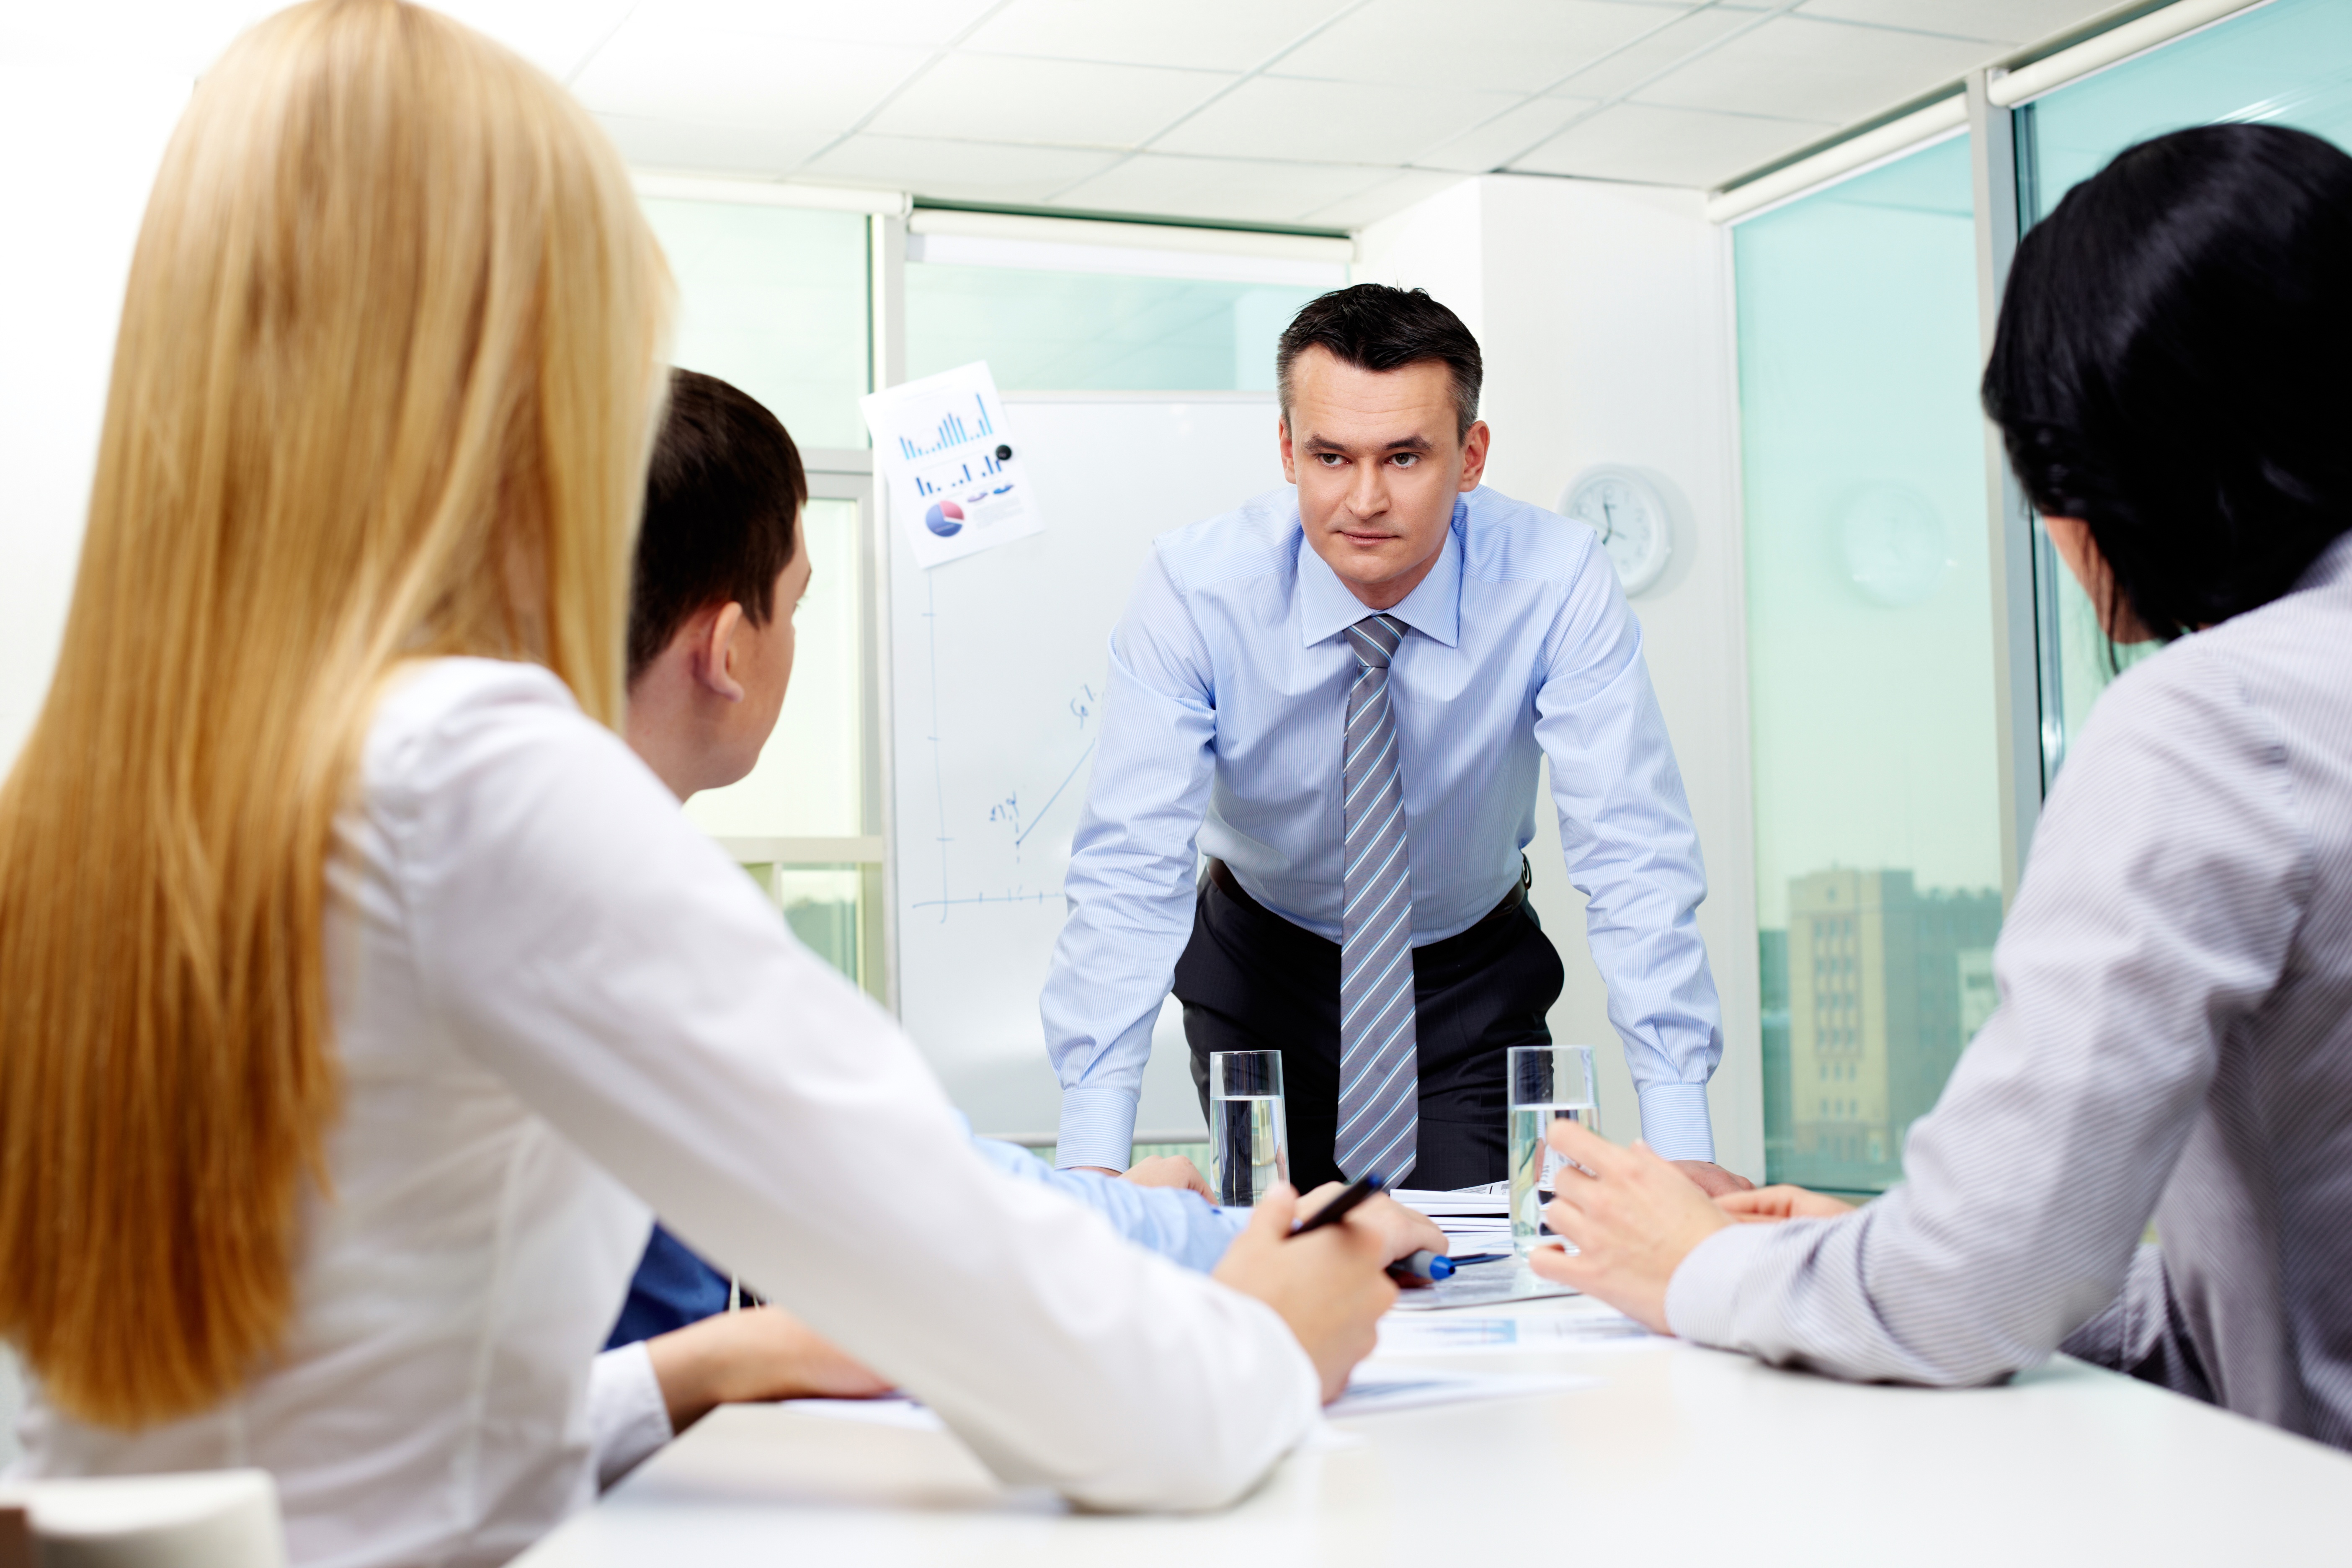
[1509,1044,1599,1255]
[1208,1050,1289,1207]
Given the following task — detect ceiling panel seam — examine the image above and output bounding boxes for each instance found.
[792,0,1022,174]
[1036,0,1377,203]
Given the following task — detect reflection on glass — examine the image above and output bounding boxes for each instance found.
[1735,134,2006,1192]
[683,497,863,841]
[2019,0,2352,770]
[908,265,1319,391]
[640,199,869,450]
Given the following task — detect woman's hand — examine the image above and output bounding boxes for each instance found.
[1716,1185,1857,1223]
[1525,1119,1733,1334]
[1121,1155,1213,1197]
[644,1307,892,1435]
[1212,1183,1397,1402]
[1295,1181,1450,1269]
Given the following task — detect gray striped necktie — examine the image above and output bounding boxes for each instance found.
[1334,612,1417,1184]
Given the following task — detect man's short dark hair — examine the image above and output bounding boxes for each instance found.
[1275,284,1483,438]
[627,369,807,684]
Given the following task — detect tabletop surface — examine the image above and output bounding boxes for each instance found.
[518,1292,2352,1567]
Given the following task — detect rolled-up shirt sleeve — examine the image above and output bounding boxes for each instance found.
[587,1344,672,1491]
[1042,551,1221,1170]
[1664,646,2306,1384]
[1533,544,1722,1162]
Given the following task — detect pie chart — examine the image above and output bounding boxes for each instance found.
[924,500,965,537]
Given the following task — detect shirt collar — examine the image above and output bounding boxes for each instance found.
[1296,495,1466,650]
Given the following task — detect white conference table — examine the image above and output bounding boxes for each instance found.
[518,1292,2352,1566]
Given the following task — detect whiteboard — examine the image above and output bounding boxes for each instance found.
[885,393,1286,1140]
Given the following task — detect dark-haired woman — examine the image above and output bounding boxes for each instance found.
[1521,121,2352,1453]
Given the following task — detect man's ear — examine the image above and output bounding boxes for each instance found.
[690,602,748,703]
[1278,415,1296,485]
[1457,420,1491,492]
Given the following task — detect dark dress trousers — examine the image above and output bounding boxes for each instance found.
[1174,859,1564,1191]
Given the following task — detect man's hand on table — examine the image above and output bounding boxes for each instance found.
[1212,1183,1396,1402]
[1717,1185,1856,1222]
[1119,1155,1213,1197]
[1672,1160,1755,1197]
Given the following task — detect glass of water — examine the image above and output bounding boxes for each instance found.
[1509,1044,1599,1255]
[1208,1050,1290,1207]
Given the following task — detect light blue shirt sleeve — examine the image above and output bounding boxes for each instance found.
[964,1128,1243,1274]
[1533,557,1721,1162]
[1039,552,1218,1171]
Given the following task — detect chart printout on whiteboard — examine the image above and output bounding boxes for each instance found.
[887,395,1287,1137]
[862,361,1044,569]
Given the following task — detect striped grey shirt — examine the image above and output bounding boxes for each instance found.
[1668,534,2352,1450]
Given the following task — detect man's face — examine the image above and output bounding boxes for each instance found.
[1281,346,1489,611]
[734,541,812,761]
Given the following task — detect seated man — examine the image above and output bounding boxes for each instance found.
[591,370,1441,1483]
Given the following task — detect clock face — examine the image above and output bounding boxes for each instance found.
[1561,467,1671,596]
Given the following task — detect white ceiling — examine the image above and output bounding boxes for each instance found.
[16,0,2131,230]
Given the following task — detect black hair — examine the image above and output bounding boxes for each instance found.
[1983,122,2352,649]
[1276,284,1483,438]
[627,369,807,684]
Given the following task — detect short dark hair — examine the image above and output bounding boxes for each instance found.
[627,369,807,683]
[1276,284,1483,438]
[1983,123,2352,649]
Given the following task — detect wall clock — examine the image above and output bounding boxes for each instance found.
[1560,466,1673,597]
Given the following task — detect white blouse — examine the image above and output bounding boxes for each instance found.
[13,658,1318,1567]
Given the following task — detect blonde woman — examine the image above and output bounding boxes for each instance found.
[0,5,1394,1563]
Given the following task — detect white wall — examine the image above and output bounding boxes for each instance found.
[1358,175,1764,1180]
[0,23,192,774]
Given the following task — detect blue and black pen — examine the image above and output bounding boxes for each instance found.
[1284,1173,1473,1283]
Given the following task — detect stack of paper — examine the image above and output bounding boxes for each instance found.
[1392,1186,1513,1257]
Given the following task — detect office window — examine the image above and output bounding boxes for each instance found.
[640,198,870,451]
[2018,0,2352,766]
[1734,134,2006,1191]
[907,255,1322,391]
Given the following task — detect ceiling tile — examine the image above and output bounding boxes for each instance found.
[1410,94,1602,172]
[801,135,1124,202]
[573,19,926,134]
[959,0,1351,73]
[1050,154,1395,224]
[1792,0,2112,46]
[1543,5,1764,101]
[1275,0,1700,93]
[640,0,1005,47]
[1635,15,1994,124]
[1156,75,1522,165]
[1508,101,1828,187]
[865,54,1234,147]
[593,113,836,176]
[1298,168,1470,228]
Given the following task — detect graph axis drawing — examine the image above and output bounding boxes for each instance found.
[911,570,1097,922]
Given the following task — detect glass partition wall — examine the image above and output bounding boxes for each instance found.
[1735,136,2006,1192]
[1733,0,2352,1188]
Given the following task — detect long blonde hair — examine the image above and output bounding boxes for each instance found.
[0,0,669,1427]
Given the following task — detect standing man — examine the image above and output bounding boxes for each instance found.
[1043,284,1746,1195]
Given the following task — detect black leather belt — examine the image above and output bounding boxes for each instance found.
[1206,855,1532,949]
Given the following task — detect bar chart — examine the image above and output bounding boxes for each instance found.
[896,393,993,461]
